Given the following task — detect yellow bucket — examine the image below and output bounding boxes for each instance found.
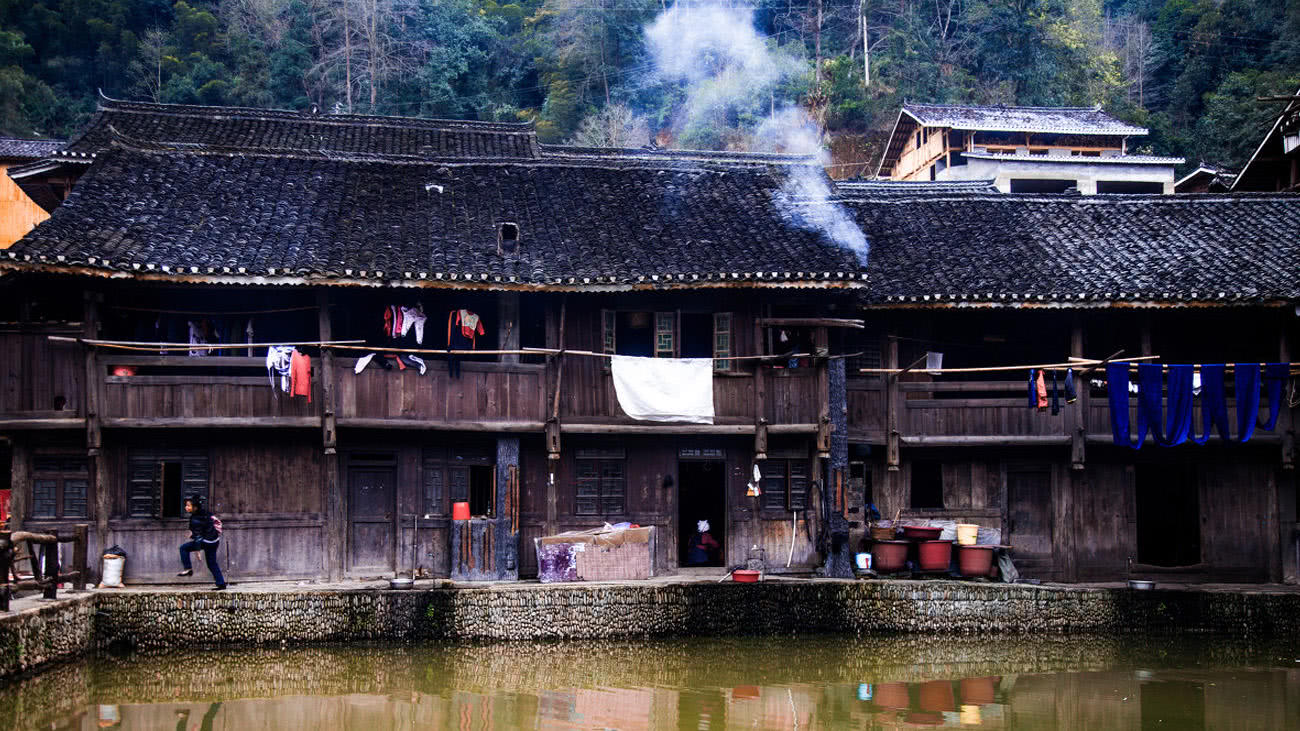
[956,523,979,546]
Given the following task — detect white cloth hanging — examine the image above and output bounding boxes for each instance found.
[266,346,294,393]
[610,355,714,424]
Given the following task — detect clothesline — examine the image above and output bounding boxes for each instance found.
[857,355,1162,375]
[104,304,320,316]
[48,337,365,352]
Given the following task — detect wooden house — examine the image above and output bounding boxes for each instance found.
[876,103,1181,194]
[2,98,1297,587]
[0,98,864,582]
[0,137,63,249]
[1232,87,1300,192]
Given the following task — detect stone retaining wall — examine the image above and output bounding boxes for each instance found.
[4,580,1300,682]
[0,595,95,681]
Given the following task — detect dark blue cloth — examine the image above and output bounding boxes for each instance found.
[1261,362,1289,431]
[1192,364,1230,444]
[1235,363,1261,443]
[180,539,225,588]
[1159,364,1194,446]
[1064,368,1077,404]
[1028,369,1037,409]
[1107,362,1146,448]
[1050,370,1060,415]
[1136,364,1165,446]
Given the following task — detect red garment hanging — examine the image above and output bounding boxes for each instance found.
[289,350,312,402]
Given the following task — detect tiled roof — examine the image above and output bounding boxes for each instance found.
[836,192,1300,305]
[902,103,1148,135]
[3,143,865,288]
[0,137,64,161]
[56,95,541,160]
[835,180,1000,196]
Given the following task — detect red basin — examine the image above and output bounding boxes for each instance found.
[957,545,996,577]
[902,525,943,540]
[917,540,952,571]
[872,540,909,572]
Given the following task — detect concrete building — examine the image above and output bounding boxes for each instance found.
[876,103,1182,194]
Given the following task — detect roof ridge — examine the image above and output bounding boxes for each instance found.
[904,102,1105,112]
[98,94,536,132]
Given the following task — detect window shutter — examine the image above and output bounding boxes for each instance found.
[63,479,88,518]
[787,460,810,511]
[181,450,209,505]
[575,460,600,515]
[602,310,617,355]
[760,460,787,511]
[422,460,444,515]
[32,479,58,518]
[654,312,674,357]
[600,460,626,514]
[448,466,469,502]
[713,312,732,372]
[127,455,159,517]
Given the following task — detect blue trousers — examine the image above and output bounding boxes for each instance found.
[180,539,225,587]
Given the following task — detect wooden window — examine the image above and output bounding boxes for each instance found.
[127,449,208,518]
[421,452,445,515]
[713,312,733,372]
[575,448,626,515]
[30,455,89,519]
[654,311,675,357]
[425,445,494,515]
[602,309,617,355]
[760,459,810,511]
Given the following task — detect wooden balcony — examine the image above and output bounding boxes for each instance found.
[0,327,85,429]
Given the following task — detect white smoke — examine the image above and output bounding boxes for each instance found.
[644,3,869,265]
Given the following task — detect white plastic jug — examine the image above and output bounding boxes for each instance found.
[100,554,125,588]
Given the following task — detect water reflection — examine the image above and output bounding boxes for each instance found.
[3,636,1298,730]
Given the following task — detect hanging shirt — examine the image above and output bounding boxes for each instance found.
[289,350,312,402]
[266,346,294,394]
[448,310,486,348]
[187,319,212,357]
[400,306,427,344]
[1035,370,1048,410]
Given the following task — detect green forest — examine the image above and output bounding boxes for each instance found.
[2,0,1298,173]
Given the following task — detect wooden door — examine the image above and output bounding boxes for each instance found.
[1007,468,1054,578]
[348,463,395,574]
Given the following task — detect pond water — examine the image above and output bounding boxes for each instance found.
[3,635,1298,730]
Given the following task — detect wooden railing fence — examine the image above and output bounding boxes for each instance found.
[0,524,89,610]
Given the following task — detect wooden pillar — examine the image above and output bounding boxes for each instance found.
[753,313,768,460]
[0,531,11,611]
[84,291,110,559]
[1278,324,1294,583]
[42,529,58,599]
[73,524,89,590]
[9,441,27,533]
[815,327,831,458]
[885,334,900,472]
[1281,327,1293,469]
[317,289,344,580]
[1069,318,1086,470]
[498,292,520,364]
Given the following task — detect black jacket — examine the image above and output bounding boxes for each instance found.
[189,510,219,542]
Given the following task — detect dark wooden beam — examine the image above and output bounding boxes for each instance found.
[900,435,1070,447]
[339,418,544,432]
[0,418,83,430]
[1070,318,1086,471]
[103,417,319,428]
[317,289,343,582]
[885,334,900,472]
[756,317,865,329]
[815,326,831,458]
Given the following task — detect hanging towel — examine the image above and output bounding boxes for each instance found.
[1064,368,1077,404]
[354,353,377,373]
[610,355,714,424]
[1035,370,1048,410]
[1192,364,1230,444]
[1028,370,1037,409]
[1050,370,1060,415]
[1158,364,1194,446]
[1107,362,1147,448]
[1235,363,1261,443]
[266,346,294,394]
[289,350,312,402]
[1261,363,1289,432]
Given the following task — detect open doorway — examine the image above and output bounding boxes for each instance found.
[1136,463,1200,567]
[678,460,726,567]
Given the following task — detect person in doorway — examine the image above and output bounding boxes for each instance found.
[177,495,225,590]
[686,519,720,566]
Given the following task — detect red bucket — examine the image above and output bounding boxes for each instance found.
[452,501,471,521]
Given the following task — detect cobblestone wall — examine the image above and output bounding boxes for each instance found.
[5,580,1300,682]
[0,595,95,681]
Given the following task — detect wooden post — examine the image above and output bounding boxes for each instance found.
[754,312,768,460]
[317,289,344,581]
[885,335,900,472]
[42,529,58,599]
[82,291,103,456]
[1280,327,1293,469]
[546,296,567,462]
[73,524,88,590]
[0,531,11,611]
[1070,318,1086,470]
[815,327,831,458]
[9,441,26,533]
[498,292,520,365]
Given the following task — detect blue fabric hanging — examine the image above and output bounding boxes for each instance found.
[1136,363,1165,445]
[1192,364,1229,444]
[1159,364,1194,446]
[1107,362,1146,448]
[1260,362,1289,432]
[1235,363,1261,443]
[1064,368,1077,404]
[1028,369,1037,409]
